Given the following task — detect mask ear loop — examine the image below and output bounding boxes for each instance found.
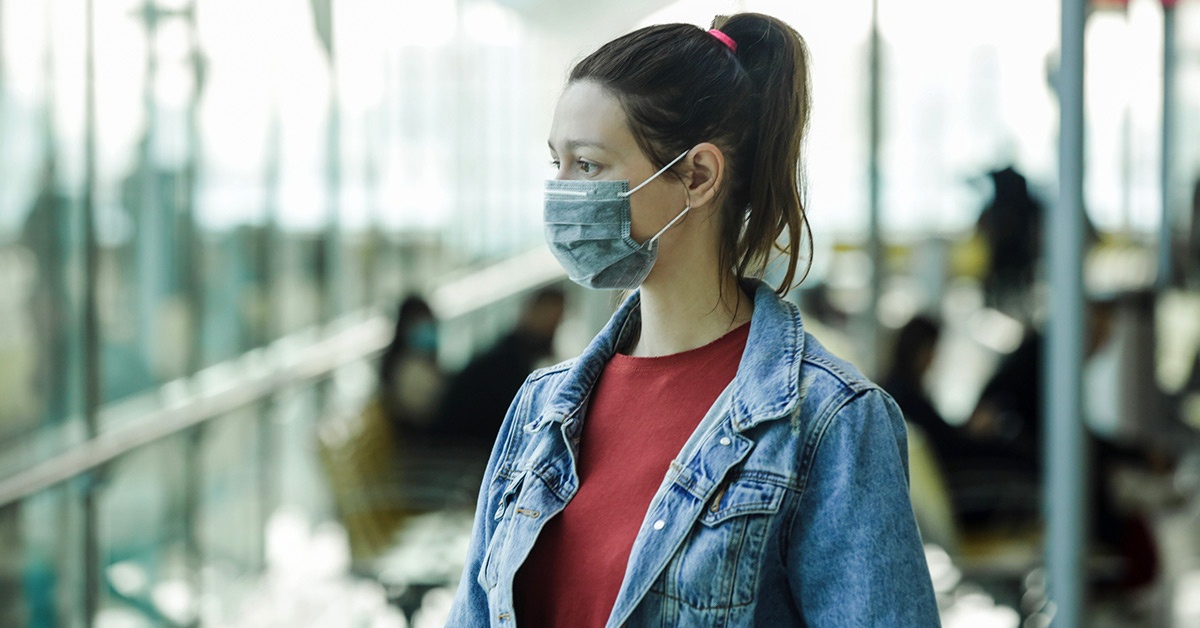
[648,181,696,243]
[648,204,691,244]
[620,150,691,197]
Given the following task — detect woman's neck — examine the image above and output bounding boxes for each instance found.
[627,268,753,358]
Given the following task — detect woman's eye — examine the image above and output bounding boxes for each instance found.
[577,160,597,174]
[549,159,561,170]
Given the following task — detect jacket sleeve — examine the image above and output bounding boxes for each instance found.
[445,380,528,627]
[786,388,941,626]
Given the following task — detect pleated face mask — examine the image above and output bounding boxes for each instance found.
[543,150,690,290]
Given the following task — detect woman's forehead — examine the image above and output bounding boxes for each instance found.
[548,81,637,156]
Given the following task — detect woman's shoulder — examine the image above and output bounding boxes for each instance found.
[498,357,580,427]
[797,330,878,397]
[523,356,578,393]
[789,330,904,444]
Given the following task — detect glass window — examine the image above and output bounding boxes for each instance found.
[0,0,87,467]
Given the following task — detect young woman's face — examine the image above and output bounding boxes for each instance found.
[547,80,690,244]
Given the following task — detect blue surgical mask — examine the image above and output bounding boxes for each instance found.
[405,321,438,355]
[544,151,691,290]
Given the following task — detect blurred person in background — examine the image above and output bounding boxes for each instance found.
[320,295,446,571]
[975,166,1043,315]
[434,286,565,449]
[968,301,1118,468]
[969,299,1160,589]
[377,295,444,441]
[882,314,1031,531]
[449,13,938,626]
[882,315,956,451]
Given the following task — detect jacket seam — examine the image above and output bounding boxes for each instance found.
[527,359,575,382]
[493,379,536,482]
[725,469,794,490]
[796,387,863,493]
[800,353,875,394]
[781,386,867,565]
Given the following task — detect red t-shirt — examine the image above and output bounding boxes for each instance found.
[514,323,750,627]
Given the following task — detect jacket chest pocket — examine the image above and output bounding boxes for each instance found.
[650,478,787,610]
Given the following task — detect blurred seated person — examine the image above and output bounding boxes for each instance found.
[435,286,566,449]
[968,299,1160,587]
[882,315,1031,524]
[968,300,1117,469]
[378,295,445,440]
[882,315,959,452]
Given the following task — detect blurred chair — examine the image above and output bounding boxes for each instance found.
[906,421,1042,582]
[317,398,414,569]
[905,423,958,554]
[317,396,483,620]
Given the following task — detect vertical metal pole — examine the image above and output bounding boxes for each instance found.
[256,65,284,572]
[866,0,883,377]
[1158,2,1176,289]
[179,8,203,619]
[1046,0,1088,625]
[181,1,203,378]
[136,0,161,385]
[0,0,5,89]
[323,5,341,322]
[82,0,102,624]
[364,79,382,309]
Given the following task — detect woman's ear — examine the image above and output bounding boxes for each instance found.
[683,142,725,210]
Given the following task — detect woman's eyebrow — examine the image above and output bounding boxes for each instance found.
[548,139,611,153]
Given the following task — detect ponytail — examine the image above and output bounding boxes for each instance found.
[714,13,812,294]
[570,13,813,295]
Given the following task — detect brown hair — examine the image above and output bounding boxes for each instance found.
[569,13,812,295]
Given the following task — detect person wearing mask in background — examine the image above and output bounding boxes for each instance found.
[435,287,566,449]
[377,295,444,442]
[448,13,938,626]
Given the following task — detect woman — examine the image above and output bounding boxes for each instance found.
[449,13,939,627]
[378,295,443,438]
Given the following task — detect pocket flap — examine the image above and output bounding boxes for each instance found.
[701,478,786,526]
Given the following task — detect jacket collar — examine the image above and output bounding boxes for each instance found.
[528,280,805,433]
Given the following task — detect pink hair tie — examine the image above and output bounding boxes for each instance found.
[708,29,737,53]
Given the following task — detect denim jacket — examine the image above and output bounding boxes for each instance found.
[447,281,940,627]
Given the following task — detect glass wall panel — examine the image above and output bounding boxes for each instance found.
[0,485,86,628]
[0,0,88,468]
[197,407,264,623]
[274,384,336,520]
[92,0,196,408]
[97,436,193,625]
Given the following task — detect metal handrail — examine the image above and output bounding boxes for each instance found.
[429,246,565,319]
[0,245,567,508]
[0,313,393,508]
